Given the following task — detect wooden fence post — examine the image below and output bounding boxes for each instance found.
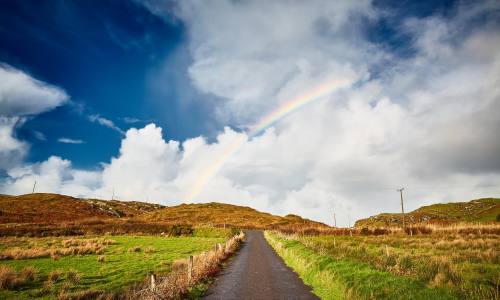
[150,273,156,292]
[333,237,336,248]
[385,245,389,257]
[188,255,193,283]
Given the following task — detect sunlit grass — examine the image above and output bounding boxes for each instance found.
[266,230,500,299]
[0,234,226,299]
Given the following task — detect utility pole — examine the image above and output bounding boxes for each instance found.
[32,180,37,193]
[397,188,405,229]
[111,188,115,201]
[333,212,337,227]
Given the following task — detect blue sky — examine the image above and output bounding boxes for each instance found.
[1,0,499,225]
[0,0,220,168]
[0,0,458,168]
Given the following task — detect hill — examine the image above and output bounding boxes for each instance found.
[138,202,329,229]
[0,193,163,224]
[355,198,500,227]
[0,193,328,230]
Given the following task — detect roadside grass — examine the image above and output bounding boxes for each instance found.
[266,231,462,300]
[0,233,227,299]
[267,230,500,300]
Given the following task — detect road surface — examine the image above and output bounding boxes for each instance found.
[204,230,319,300]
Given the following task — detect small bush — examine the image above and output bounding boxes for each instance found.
[128,246,141,253]
[144,246,156,254]
[360,227,372,235]
[373,228,389,235]
[67,269,81,284]
[383,255,397,268]
[0,265,15,290]
[399,255,413,270]
[20,266,36,282]
[48,269,62,283]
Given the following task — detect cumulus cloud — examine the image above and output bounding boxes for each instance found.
[1,156,101,197]
[0,64,68,171]
[58,138,85,144]
[0,64,68,116]
[1,1,500,226]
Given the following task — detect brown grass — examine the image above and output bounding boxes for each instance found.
[0,265,37,291]
[0,238,116,260]
[128,246,141,253]
[48,269,62,283]
[67,269,81,285]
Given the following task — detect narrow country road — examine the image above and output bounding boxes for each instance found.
[204,230,319,300]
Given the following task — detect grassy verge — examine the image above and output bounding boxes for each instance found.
[133,231,246,299]
[0,230,232,299]
[265,231,456,300]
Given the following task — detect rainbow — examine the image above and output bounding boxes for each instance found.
[185,78,351,201]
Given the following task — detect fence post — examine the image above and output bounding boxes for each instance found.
[188,255,193,283]
[333,237,336,248]
[150,273,156,292]
[385,245,389,257]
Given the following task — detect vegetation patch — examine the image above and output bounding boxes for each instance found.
[0,233,229,299]
[265,231,460,300]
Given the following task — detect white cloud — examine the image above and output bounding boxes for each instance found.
[33,131,47,141]
[58,137,85,144]
[0,64,68,171]
[1,156,101,197]
[89,114,125,135]
[122,117,141,124]
[0,64,68,117]
[0,117,28,170]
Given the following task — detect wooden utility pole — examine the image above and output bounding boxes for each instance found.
[397,188,405,229]
[333,212,337,227]
[112,188,115,200]
[32,180,37,193]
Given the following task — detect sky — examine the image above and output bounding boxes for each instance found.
[0,0,499,226]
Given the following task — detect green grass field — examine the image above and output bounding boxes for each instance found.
[265,231,500,300]
[0,230,229,299]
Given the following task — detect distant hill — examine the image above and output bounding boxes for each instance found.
[0,193,327,230]
[355,198,500,227]
[0,193,163,224]
[138,202,328,229]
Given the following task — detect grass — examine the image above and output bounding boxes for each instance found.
[0,232,229,299]
[265,231,457,299]
[266,230,500,299]
[134,231,245,299]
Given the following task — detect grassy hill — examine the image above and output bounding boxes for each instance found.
[138,202,328,229]
[355,198,500,227]
[0,193,163,224]
[0,193,328,230]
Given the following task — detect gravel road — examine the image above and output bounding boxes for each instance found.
[204,230,319,300]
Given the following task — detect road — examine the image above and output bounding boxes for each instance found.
[204,230,319,300]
